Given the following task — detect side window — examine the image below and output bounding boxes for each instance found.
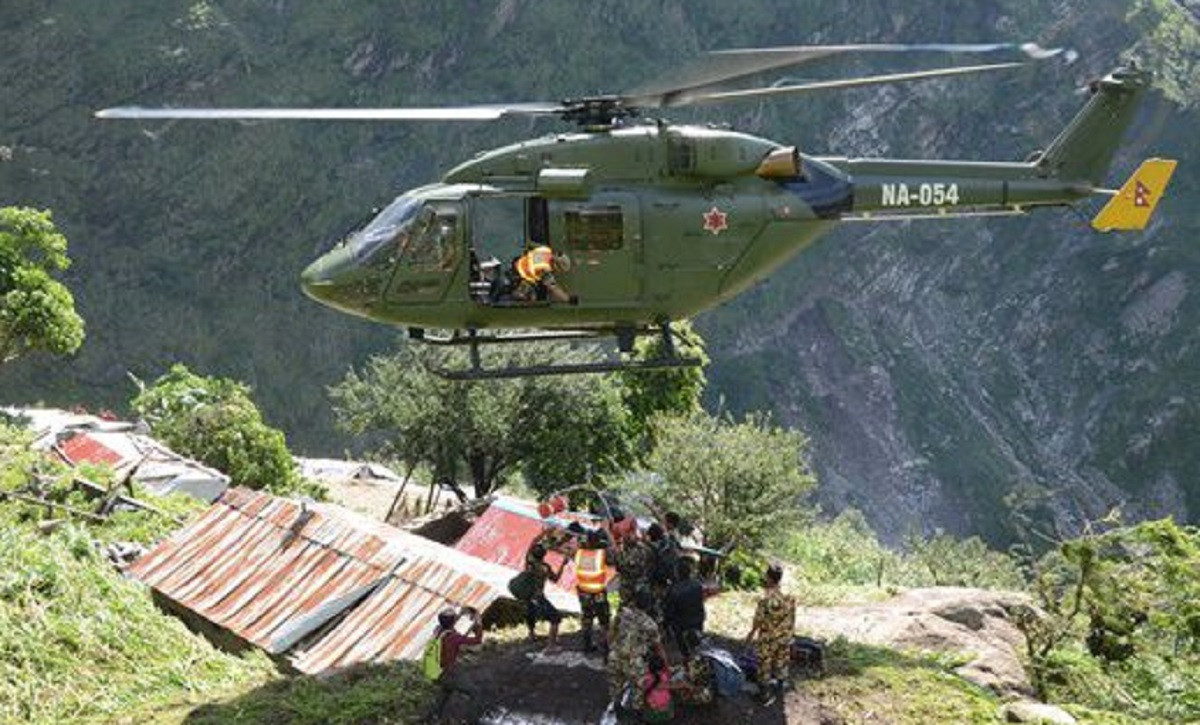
[564,205,623,251]
[401,205,459,270]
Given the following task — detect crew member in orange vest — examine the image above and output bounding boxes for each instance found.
[511,244,576,303]
[575,527,612,654]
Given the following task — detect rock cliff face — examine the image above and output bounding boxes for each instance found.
[700,0,1200,544]
[1,0,1196,544]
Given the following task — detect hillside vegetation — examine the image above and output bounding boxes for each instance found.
[1,0,1197,556]
[0,422,436,725]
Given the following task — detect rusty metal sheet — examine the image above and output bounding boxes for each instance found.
[130,487,577,675]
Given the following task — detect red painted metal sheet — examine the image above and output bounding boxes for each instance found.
[129,487,575,675]
[58,433,123,466]
[453,498,616,594]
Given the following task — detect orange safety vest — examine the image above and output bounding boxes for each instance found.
[574,547,607,594]
[515,246,555,283]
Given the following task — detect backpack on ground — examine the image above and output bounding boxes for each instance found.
[791,635,826,676]
[699,647,746,697]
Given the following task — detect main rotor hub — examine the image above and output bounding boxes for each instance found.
[558,96,639,129]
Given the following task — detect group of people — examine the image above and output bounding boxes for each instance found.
[425,507,798,720]
[517,508,799,719]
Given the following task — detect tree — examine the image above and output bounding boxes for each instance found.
[131,364,314,497]
[329,342,634,498]
[1017,518,1200,718]
[0,207,84,367]
[617,320,708,458]
[634,410,815,551]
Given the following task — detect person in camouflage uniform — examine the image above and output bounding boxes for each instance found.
[606,588,666,710]
[673,630,715,707]
[614,526,654,610]
[746,563,796,704]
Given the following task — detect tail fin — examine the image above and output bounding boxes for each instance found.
[1091,158,1177,231]
[1036,64,1149,185]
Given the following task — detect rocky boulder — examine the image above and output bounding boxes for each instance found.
[798,587,1035,697]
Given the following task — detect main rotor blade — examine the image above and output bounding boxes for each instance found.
[682,61,1028,105]
[624,42,1065,108]
[95,103,563,122]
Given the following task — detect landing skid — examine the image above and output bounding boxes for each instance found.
[412,324,702,380]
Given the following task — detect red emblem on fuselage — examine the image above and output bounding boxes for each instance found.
[702,206,728,235]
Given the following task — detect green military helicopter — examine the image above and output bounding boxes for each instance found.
[97,43,1175,379]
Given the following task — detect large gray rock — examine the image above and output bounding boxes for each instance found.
[1001,701,1077,724]
[798,586,1035,696]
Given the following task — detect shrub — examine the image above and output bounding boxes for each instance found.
[132,364,323,498]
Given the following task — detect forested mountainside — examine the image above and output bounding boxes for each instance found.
[1,0,1196,545]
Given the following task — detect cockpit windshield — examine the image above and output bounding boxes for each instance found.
[347,195,421,267]
[346,195,460,272]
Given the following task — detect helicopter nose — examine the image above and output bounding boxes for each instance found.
[300,246,376,314]
[300,254,339,303]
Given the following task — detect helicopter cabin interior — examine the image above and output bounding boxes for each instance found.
[467,191,639,307]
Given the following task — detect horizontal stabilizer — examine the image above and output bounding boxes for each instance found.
[1091,158,1177,232]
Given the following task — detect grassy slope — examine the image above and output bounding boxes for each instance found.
[0,490,436,725]
[0,504,275,723]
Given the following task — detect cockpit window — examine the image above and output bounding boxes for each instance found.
[347,195,420,268]
[400,205,459,270]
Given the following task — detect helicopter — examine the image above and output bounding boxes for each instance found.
[97,42,1176,379]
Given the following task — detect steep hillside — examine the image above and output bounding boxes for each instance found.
[701,0,1200,543]
[1,0,1196,544]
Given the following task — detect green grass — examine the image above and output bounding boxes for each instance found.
[172,661,437,725]
[0,516,279,724]
[806,639,1001,724]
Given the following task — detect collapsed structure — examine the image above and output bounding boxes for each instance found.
[10,407,230,501]
[127,488,579,674]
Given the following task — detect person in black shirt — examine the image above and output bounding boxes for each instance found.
[663,557,706,657]
[524,540,566,652]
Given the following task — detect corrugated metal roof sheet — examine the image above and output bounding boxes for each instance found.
[454,496,614,594]
[128,488,577,675]
[55,430,231,501]
[59,433,124,466]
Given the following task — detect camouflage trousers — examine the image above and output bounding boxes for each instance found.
[756,637,790,683]
[606,649,645,706]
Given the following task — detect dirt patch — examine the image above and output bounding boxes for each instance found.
[434,630,839,725]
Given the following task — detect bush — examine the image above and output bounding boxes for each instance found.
[1019,518,1200,721]
[632,410,815,552]
[132,364,324,498]
[781,509,900,587]
[777,509,1024,591]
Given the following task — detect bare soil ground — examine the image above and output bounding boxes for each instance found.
[435,630,841,725]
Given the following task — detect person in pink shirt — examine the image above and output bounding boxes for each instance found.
[434,606,483,676]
